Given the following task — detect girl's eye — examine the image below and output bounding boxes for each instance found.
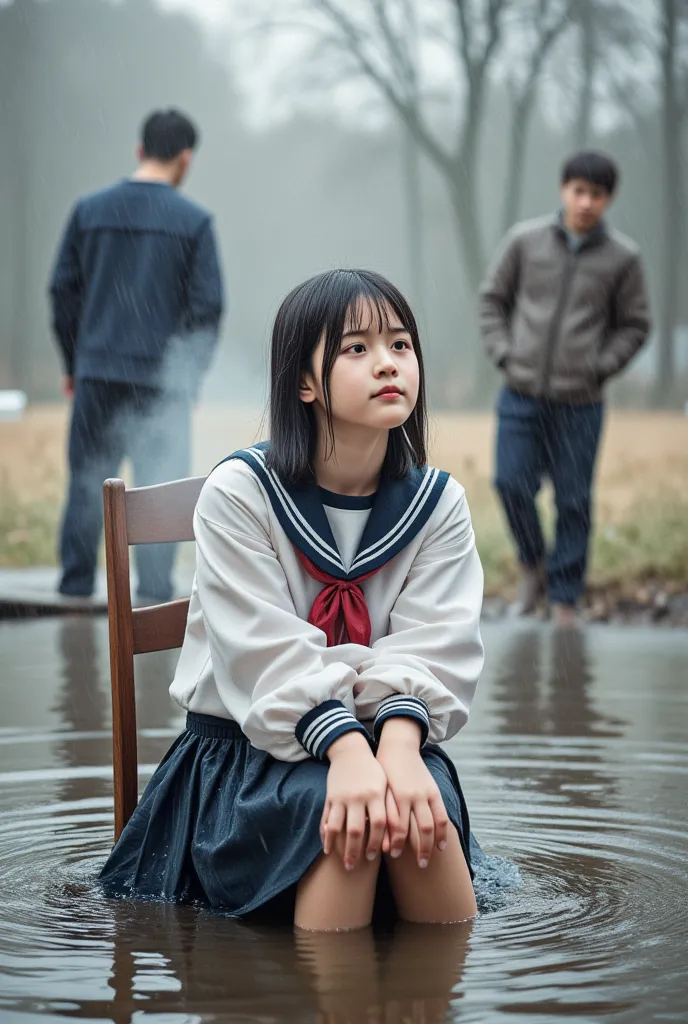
[345,343,366,354]
[392,339,411,351]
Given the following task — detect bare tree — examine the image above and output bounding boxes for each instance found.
[0,0,30,390]
[574,0,595,147]
[398,0,425,314]
[540,0,653,155]
[500,0,574,235]
[239,1,577,291]
[237,0,580,401]
[291,0,502,293]
[654,0,688,405]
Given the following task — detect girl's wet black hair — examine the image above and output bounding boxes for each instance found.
[266,269,427,486]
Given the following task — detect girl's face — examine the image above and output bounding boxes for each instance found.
[300,300,420,435]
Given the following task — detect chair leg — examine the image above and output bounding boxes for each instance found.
[103,479,138,841]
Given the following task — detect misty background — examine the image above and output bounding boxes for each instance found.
[1,0,687,410]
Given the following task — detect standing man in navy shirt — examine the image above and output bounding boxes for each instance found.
[50,109,224,602]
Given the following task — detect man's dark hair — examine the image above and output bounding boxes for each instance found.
[561,151,619,195]
[141,109,198,161]
[267,269,428,486]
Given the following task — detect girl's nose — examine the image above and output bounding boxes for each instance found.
[375,354,398,376]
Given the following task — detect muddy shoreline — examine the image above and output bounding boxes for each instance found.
[484,579,688,627]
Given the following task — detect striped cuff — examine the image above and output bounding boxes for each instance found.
[296,699,368,760]
[373,695,430,747]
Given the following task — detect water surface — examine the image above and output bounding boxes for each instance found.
[0,617,686,1023]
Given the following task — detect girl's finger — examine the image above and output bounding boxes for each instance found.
[343,802,366,870]
[408,809,419,857]
[364,796,387,861]
[319,798,331,842]
[323,801,346,856]
[387,789,410,859]
[382,827,391,854]
[384,788,399,850]
[429,790,449,852]
[412,800,435,868]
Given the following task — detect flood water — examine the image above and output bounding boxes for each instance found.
[0,616,686,1023]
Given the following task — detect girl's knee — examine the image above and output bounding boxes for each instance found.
[294,847,380,931]
[384,826,477,924]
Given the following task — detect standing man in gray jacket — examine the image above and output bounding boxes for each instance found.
[480,151,650,626]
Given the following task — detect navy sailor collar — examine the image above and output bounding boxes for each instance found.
[221,441,449,581]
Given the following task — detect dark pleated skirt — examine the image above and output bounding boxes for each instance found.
[99,712,474,921]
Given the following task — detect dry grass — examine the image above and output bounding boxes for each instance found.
[429,410,688,594]
[1,404,688,593]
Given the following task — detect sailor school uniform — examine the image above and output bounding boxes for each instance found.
[99,442,485,918]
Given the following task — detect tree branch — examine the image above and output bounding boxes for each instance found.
[370,0,414,97]
[311,0,454,173]
[516,0,576,101]
[450,0,475,83]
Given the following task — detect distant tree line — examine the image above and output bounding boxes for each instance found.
[238,0,688,407]
[1,0,686,408]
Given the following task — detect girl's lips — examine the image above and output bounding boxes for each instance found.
[373,387,403,398]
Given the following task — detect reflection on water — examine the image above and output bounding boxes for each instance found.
[0,617,687,1022]
[490,626,626,808]
[54,617,110,805]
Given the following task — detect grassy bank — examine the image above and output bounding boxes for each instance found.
[1,405,687,600]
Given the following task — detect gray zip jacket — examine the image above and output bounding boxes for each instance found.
[479,214,651,403]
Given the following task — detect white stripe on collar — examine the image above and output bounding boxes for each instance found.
[223,443,449,580]
[349,466,439,573]
[247,445,345,572]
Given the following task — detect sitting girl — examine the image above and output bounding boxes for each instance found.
[99,269,485,931]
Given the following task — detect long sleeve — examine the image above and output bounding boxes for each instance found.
[192,467,367,762]
[598,253,651,381]
[164,218,224,397]
[187,217,224,330]
[160,219,224,397]
[479,230,521,369]
[49,205,84,375]
[354,480,484,746]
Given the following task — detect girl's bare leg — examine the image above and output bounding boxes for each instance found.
[381,919,473,1023]
[295,835,380,931]
[294,926,381,1023]
[384,824,476,924]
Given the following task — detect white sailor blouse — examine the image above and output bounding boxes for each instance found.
[169,442,485,762]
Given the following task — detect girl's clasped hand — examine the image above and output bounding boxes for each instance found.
[320,719,449,872]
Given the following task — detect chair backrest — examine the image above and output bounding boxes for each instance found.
[103,476,205,841]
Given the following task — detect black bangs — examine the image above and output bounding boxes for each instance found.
[561,150,619,195]
[343,283,411,335]
[266,269,428,487]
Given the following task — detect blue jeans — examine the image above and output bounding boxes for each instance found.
[59,379,191,600]
[494,388,604,605]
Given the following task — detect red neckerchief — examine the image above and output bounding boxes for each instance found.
[295,548,381,647]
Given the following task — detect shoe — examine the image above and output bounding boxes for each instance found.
[57,593,96,604]
[58,585,94,599]
[508,563,547,617]
[551,602,580,629]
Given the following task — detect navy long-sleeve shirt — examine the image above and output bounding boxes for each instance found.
[49,180,224,395]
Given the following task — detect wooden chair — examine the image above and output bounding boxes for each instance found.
[102,476,205,841]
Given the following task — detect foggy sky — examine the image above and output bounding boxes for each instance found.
[0,0,685,407]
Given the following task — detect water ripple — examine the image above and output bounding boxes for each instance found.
[0,741,685,1022]
[1,619,687,1021]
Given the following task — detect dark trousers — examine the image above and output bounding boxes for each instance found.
[494,387,604,605]
[59,379,191,600]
